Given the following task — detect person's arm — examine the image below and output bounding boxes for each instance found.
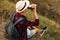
[31,4,38,19]
[25,4,39,27]
[16,4,39,27]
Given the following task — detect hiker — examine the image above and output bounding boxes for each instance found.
[13,1,47,40]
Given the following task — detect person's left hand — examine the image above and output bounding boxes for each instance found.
[31,4,37,11]
[27,26,32,29]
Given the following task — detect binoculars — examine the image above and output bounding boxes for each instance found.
[28,5,35,10]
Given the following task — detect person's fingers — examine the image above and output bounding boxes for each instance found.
[34,28,42,33]
[27,26,32,29]
[33,26,37,29]
[31,4,37,9]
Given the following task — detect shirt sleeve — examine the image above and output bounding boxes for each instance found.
[14,13,39,27]
[18,19,39,27]
[26,19,39,26]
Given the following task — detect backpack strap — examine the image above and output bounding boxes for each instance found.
[14,17,24,25]
[11,12,24,25]
[11,12,16,21]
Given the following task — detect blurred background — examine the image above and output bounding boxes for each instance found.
[0,0,60,40]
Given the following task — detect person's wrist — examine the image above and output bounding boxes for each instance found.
[33,9,36,12]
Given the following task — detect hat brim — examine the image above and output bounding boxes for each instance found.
[16,1,30,13]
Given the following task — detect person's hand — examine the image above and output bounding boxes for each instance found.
[27,26,32,29]
[33,26,42,33]
[31,4,37,11]
[30,4,39,19]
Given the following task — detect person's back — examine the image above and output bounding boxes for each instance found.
[14,0,47,40]
[13,12,27,40]
[13,12,40,40]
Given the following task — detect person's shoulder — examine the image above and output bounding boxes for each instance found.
[15,12,27,19]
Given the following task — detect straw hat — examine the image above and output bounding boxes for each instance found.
[16,1,30,12]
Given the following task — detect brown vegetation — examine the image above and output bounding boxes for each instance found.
[0,0,60,40]
[30,0,60,24]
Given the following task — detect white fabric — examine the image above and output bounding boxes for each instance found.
[27,29,36,39]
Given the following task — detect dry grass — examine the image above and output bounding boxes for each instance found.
[0,0,60,40]
[25,11,60,40]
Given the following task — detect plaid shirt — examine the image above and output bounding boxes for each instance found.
[13,12,39,40]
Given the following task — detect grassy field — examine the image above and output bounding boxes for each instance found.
[0,0,60,40]
[26,11,60,40]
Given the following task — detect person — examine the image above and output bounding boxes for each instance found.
[13,1,47,40]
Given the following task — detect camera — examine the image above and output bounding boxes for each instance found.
[28,5,34,10]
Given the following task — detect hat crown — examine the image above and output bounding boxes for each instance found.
[16,1,30,12]
[16,1,25,10]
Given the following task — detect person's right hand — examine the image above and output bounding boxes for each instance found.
[31,4,37,11]
[33,26,42,33]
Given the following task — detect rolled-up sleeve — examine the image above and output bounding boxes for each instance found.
[26,19,39,26]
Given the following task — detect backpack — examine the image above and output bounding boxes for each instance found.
[5,13,24,39]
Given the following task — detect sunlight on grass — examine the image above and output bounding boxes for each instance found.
[25,11,60,40]
[0,0,60,40]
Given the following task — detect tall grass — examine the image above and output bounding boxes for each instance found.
[0,0,60,40]
[25,11,60,40]
[0,0,15,22]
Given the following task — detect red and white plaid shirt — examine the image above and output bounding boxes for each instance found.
[13,12,39,40]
